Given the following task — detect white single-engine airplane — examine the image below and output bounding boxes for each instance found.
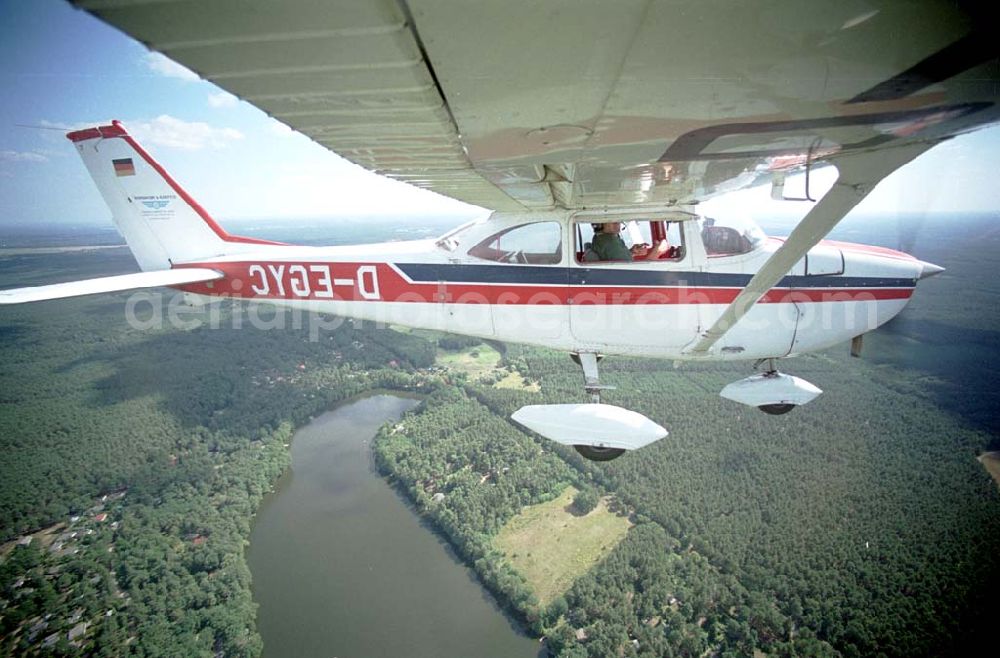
[3,1,998,461]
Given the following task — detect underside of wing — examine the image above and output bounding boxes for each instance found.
[74,0,999,211]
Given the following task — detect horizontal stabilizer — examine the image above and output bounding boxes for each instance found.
[0,268,223,305]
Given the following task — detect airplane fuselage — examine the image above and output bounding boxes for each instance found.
[175,210,931,361]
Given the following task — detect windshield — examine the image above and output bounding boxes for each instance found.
[699,215,765,256]
[468,222,562,264]
[435,218,483,251]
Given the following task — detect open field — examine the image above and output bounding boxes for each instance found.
[495,487,631,606]
[979,452,1000,489]
[434,344,501,379]
[493,369,540,392]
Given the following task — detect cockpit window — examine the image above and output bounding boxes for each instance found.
[700,215,764,256]
[468,222,562,264]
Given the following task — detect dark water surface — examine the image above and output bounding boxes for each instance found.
[247,394,541,658]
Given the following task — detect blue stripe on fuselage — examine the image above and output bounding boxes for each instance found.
[394,263,916,289]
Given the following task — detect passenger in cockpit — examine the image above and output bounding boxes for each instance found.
[589,222,634,260]
[588,222,667,261]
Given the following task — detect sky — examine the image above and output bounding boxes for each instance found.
[1,0,999,231]
[0,0,480,228]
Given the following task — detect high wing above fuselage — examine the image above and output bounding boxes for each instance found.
[70,0,1000,211]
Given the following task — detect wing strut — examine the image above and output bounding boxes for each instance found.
[684,142,934,356]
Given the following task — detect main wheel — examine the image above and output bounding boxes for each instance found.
[758,403,796,415]
[574,445,626,461]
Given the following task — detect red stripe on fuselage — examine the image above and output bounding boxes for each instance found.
[770,236,918,262]
[819,239,917,261]
[174,261,914,305]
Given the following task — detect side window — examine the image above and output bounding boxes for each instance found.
[577,223,598,257]
[575,221,685,263]
[702,226,753,256]
[468,222,562,264]
[633,222,684,253]
[700,217,762,256]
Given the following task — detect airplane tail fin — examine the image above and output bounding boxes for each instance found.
[67,121,281,271]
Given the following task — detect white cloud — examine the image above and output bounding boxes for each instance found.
[208,91,238,108]
[143,52,198,81]
[34,117,243,151]
[127,115,244,151]
[0,150,48,163]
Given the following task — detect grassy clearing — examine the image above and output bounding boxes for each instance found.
[978,452,1000,489]
[435,344,501,379]
[496,486,631,606]
[493,369,541,392]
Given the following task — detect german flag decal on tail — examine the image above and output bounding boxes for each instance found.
[112,158,134,177]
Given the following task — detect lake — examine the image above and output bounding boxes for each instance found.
[247,393,542,658]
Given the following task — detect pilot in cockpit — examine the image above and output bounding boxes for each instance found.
[587,222,668,262]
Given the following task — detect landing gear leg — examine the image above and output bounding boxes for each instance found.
[571,352,612,403]
[569,352,626,460]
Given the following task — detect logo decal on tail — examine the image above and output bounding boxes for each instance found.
[139,197,172,210]
[135,194,176,220]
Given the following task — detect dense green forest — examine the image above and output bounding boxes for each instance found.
[369,215,1000,656]
[0,254,438,656]
[366,341,1000,657]
[3,214,1000,658]
[477,347,1000,656]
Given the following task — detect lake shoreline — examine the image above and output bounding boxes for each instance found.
[375,458,543,643]
[247,392,542,658]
